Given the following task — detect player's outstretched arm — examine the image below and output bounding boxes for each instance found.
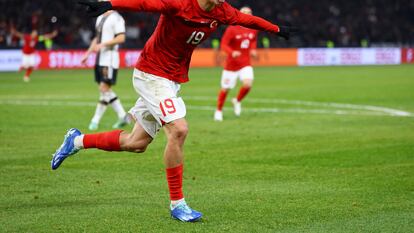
[230,11,299,40]
[78,0,179,17]
[10,27,24,39]
[43,30,58,40]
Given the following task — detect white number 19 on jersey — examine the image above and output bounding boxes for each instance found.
[186,31,205,45]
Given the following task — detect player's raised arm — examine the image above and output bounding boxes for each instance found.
[10,27,24,39]
[43,30,59,40]
[226,7,298,40]
[78,0,180,17]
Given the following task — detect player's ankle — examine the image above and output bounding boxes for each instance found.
[170,198,185,209]
[74,135,84,150]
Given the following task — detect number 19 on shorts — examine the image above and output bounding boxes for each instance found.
[159,98,177,117]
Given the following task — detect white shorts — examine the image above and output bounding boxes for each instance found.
[128,69,186,138]
[22,54,35,68]
[221,66,254,89]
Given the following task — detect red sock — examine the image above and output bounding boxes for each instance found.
[166,164,184,201]
[83,130,122,151]
[25,68,33,77]
[217,90,228,111]
[237,86,251,102]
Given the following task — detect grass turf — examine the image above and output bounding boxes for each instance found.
[0,65,413,232]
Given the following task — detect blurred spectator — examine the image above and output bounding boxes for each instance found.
[0,0,413,49]
[0,19,8,46]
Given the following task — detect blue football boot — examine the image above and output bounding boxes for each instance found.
[171,200,202,222]
[51,128,82,170]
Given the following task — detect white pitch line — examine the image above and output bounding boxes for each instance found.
[186,105,389,117]
[2,94,412,117]
[185,96,413,117]
[0,99,411,118]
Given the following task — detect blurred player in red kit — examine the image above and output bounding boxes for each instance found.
[53,0,297,222]
[11,28,57,82]
[214,6,258,121]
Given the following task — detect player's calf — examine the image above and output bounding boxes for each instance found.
[120,134,152,153]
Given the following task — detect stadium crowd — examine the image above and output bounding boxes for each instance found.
[1,0,413,49]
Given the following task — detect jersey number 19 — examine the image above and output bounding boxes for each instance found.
[186,31,205,45]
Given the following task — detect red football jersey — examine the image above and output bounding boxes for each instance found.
[221,26,258,71]
[111,0,279,83]
[22,34,38,54]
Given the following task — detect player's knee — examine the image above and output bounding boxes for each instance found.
[242,79,253,87]
[244,83,252,89]
[169,121,188,140]
[174,124,188,139]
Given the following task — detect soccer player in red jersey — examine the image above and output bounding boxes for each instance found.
[11,28,57,82]
[214,6,258,121]
[53,0,297,222]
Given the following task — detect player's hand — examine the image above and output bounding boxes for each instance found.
[250,49,258,59]
[277,26,300,40]
[93,43,105,52]
[232,51,241,58]
[80,53,89,65]
[78,0,113,17]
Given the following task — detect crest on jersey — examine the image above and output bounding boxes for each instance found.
[210,20,218,29]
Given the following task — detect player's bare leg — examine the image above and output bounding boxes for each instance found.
[51,119,153,170]
[119,120,153,153]
[163,118,188,168]
[215,88,230,121]
[89,82,128,130]
[232,78,253,117]
[51,117,202,222]
[85,120,152,153]
[89,82,110,130]
[163,118,202,222]
[23,66,33,82]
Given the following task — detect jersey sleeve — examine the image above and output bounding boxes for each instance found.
[113,14,126,35]
[111,0,180,15]
[220,27,234,55]
[222,4,280,34]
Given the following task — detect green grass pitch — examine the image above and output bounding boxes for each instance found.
[0,65,413,232]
